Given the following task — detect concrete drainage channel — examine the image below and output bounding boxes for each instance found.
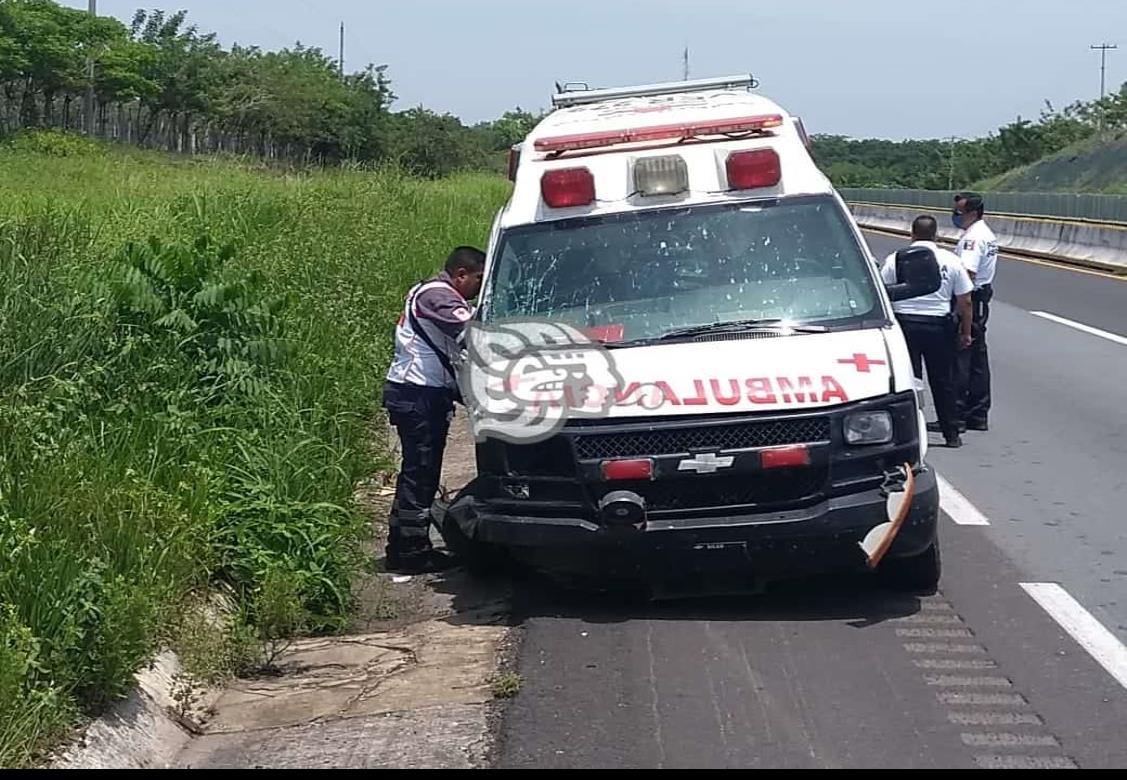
[49,413,516,770]
[52,619,514,769]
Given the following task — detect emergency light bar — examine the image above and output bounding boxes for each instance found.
[534,114,784,153]
[552,74,759,108]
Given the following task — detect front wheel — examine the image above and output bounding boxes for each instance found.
[436,507,511,575]
[878,541,941,595]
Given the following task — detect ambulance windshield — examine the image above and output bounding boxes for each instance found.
[485,195,881,343]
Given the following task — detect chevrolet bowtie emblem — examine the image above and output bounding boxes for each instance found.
[677,453,735,474]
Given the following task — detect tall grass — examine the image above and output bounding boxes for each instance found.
[0,136,510,766]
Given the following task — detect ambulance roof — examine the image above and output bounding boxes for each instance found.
[499,81,835,230]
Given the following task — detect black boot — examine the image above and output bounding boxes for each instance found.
[389,547,458,574]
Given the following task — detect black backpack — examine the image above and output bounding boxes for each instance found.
[887,246,942,302]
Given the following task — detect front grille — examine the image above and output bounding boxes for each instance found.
[572,417,830,460]
[595,468,827,512]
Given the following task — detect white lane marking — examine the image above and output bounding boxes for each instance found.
[1030,311,1127,347]
[919,601,956,611]
[903,643,988,654]
[897,628,975,639]
[895,613,965,625]
[937,474,991,526]
[914,659,998,670]
[1021,583,1127,691]
[926,675,1013,688]
[962,733,1060,748]
[975,756,1078,769]
[937,692,1026,706]
[949,712,1043,726]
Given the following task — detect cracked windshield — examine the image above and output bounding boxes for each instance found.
[486,195,880,342]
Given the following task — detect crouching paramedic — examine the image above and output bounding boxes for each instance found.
[881,216,973,448]
[383,247,485,573]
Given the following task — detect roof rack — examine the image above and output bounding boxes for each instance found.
[551,74,759,109]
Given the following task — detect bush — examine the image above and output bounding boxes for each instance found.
[0,130,103,158]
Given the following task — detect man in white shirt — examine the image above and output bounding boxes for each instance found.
[882,216,973,448]
[951,192,997,431]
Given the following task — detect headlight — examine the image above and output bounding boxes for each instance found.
[844,411,893,445]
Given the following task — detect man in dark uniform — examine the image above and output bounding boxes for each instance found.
[382,247,485,573]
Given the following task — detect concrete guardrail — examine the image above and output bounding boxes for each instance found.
[847,201,1127,275]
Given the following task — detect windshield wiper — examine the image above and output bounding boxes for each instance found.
[654,318,830,341]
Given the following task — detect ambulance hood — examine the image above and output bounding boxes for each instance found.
[461,325,900,427]
[595,327,895,418]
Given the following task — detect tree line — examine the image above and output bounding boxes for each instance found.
[811,86,1127,190]
[0,0,542,175]
[6,0,1125,186]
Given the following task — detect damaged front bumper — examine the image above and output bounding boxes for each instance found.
[438,466,939,582]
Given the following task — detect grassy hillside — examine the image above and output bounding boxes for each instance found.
[0,131,510,766]
[976,131,1127,194]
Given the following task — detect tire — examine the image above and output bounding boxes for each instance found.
[878,541,941,595]
[437,512,511,575]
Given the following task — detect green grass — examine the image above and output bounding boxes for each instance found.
[0,134,511,766]
[490,672,524,700]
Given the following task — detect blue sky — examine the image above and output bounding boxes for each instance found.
[64,0,1126,140]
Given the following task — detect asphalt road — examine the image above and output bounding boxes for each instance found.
[493,233,1127,769]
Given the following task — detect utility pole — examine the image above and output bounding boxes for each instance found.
[948,136,957,191]
[1091,42,1117,131]
[1092,42,1117,100]
[683,46,689,81]
[85,0,97,136]
[339,22,345,79]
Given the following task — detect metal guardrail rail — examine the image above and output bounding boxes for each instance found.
[839,188,1127,225]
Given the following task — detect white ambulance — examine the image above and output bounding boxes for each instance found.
[440,75,943,595]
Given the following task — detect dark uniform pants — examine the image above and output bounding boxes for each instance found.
[382,381,455,557]
[898,314,960,440]
[955,284,993,425]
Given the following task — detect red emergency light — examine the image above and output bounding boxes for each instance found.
[726,148,782,190]
[760,445,810,470]
[534,114,785,153]
[601,458,654,481]
[540,167,596,208]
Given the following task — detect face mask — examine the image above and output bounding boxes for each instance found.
[952,212,965,230]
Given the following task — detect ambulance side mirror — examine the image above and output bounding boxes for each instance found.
[885,246,942,302]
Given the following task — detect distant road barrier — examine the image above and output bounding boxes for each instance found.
[843,194,1127,275]
[840,188,1127,226]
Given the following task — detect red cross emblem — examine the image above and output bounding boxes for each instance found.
[838,353,887,373]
